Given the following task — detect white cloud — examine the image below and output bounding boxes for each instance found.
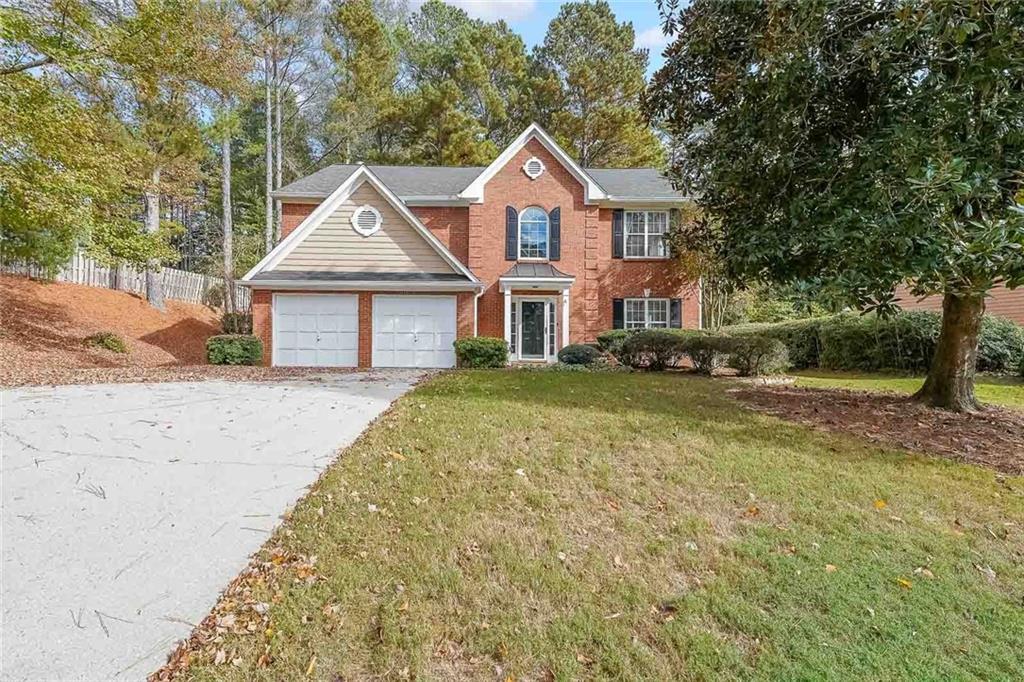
[635,25,670,51]
[411,0,539,22]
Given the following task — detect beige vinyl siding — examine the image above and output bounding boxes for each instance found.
[276,183,456,274]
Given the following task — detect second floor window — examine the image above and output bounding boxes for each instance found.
[519,206,549,259]
[625,210,668,259]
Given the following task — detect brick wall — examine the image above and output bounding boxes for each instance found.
[251,289,475,367]
[411,206,470,266]
[896,284,1024,325]
[281,202,317,239]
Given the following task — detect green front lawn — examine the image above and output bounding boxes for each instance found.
[183,372,1023,681]
[794,370,1024,409]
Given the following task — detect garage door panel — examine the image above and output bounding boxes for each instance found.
[274,295,358,367]
[372,296,457,368]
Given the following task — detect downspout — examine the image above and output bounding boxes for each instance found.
[473,286,485,336]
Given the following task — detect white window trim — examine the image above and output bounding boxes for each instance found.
[512,296,557,362]
[624,297,671,329]
[517,205,549,261]
[624,210,669,260]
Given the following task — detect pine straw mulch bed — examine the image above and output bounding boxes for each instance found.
[0,365,368,389]
[732,385,1024,477]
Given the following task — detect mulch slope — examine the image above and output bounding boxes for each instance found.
[733,385,1024,476]
[0,274,222,385]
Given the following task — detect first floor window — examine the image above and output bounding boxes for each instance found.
[625,298,669,329]
[519,206,549,259]
[625,210,668,259]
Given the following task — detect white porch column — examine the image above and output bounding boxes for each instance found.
[504,288,513,357]
[561,290,570,348]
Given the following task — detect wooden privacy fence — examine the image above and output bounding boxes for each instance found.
[2,251,250,310]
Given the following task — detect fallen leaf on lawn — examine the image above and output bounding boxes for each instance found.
[603,612,622,620]
[744,505,760,518]
[398,600,409,612]
[684,541,698,551]
[576,652,594,665]
[557,551,567,562]
[913,567,935,579]
[866,606,875,617]
[975,564,996,583]
[514,468,526,477]
[613,555,624,567]
[896,577,913,590]
[391,452,406,461]
[824,564,838,573]
[873,499,888,510]
[305,654,317,676]
[367,504,378,513]
[214,649,227,666]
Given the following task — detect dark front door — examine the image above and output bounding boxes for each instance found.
[520,301,545,359]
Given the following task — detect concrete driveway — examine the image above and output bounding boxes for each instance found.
[1,372,422,681]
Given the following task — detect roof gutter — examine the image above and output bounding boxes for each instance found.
[240,279,484,292]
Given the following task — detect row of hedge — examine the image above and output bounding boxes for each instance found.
[596,328,789,376]
[722,311,1024,374]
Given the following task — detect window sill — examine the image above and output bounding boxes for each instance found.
[623,256,671,262]
[517,257,549,263]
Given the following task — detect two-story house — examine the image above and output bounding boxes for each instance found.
[241,124,701,367]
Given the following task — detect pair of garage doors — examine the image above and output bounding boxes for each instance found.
[272,294,457,368]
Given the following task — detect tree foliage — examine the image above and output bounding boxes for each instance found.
[648,0,1024,409]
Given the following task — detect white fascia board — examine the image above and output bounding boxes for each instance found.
[459,123,607,205]
[243,165,480,284]
[600,197,694,207]
[498,275,575,292]
[241,279,483,291]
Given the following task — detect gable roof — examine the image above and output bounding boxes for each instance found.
[242,165,480,286]
[273,125,688,205]
[458,123,607,204]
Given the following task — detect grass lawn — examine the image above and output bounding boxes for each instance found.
[793,370,1024,409]
[182,372,1023,681]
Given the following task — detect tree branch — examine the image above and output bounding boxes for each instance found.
[0,56,53,76]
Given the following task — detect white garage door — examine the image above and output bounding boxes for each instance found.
[372,295,457,368]
[273,294,359,367]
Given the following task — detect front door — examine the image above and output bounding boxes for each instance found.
[520,301,546,359]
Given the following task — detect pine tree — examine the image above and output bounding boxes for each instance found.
[533,1,663,168]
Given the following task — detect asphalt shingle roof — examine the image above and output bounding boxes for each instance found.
[250,271,471,282]
[275,164,684,200]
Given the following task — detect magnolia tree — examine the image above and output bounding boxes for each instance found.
[647,0,1024,411]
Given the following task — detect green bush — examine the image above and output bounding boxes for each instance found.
[454,336,507,368]
[84,331,127,354]
[558,343,602,365]
[221,312,252,334]
[978,315,1024,373]
[679,333,734,375]
[726,336,790,376]
[206,334,263,365]
[596,329,633,357]
[619,330,690,370]
[725,318,825,369]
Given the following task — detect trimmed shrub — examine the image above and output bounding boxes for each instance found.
[725,318,825,369]
[206,334,263,365]
[726,336,790,376]
[596,329,633,357]
[679,333,734,375]
[619,330,689,370]
[978,315,1024,373]
[221,312,253,335]
[84,331,127,354]
[558,343,602,365]
[454,336,507,368]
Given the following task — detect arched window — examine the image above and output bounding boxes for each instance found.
[518,206,549,260]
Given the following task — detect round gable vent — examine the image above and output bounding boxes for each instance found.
[522,156,546,180]
[350,205,382,236]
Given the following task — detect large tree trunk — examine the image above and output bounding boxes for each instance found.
[144,166,165,312]
[913,292,985,412]
[221,131,235,315]
[264,48,274,255]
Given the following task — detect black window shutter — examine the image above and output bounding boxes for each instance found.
[670,298,682,328]
[612,298,624,329]
[612,209,624,259]
[549,207,561,261]
[505,206,518,260]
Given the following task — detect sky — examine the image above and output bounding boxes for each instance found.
[412,1,673,76]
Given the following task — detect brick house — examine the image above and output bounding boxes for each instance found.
[241,124,700,368]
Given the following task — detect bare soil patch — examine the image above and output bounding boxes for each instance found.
[1,274,221,385]
[734,385,1024,476]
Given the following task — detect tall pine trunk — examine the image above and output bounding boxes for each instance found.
[221,131,235,315]
[913,292,985,412]
[274,56,283,243]
[264,48,274,255]
[144,166,166,312]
